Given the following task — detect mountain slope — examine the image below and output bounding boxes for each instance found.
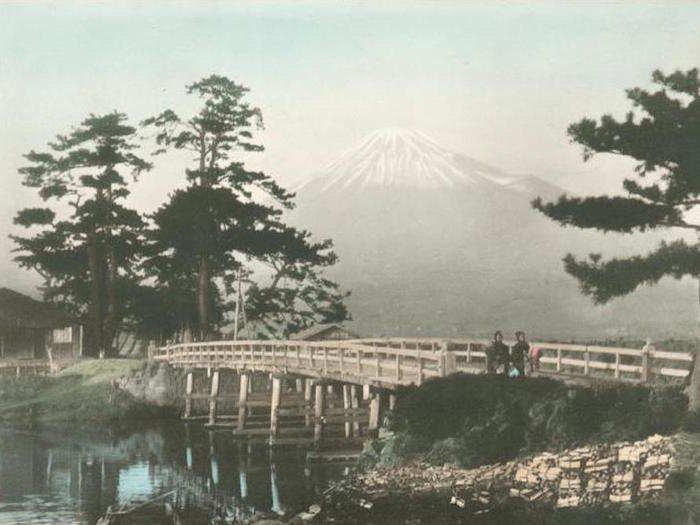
[290,128,697,339]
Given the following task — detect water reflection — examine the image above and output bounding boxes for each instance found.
[0,424,346,524]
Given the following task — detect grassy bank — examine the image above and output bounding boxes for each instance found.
[0,359,178,424]
[367,374,688,469]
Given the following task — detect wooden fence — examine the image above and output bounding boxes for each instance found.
[0,358,52,377]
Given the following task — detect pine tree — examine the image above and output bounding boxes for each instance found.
[533,68,700,304]
[143,75,349,339]
[12,112,152,356]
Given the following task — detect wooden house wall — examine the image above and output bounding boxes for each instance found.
[0,327,48,359]
[50,325,82,361]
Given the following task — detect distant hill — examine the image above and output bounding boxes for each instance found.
[290,128,697,340]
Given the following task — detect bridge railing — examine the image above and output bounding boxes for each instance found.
[354,338,693,383]
[153,340,447,387]
[529,342,693,382]
[153,338,694,386]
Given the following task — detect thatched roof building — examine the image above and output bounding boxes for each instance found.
[0,288,78,360]
[289,323,357,341]
[0,288,74,330]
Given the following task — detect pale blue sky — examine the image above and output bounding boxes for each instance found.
[2,1,700,291]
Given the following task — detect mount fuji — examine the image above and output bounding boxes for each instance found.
[300,127,562,199]
[289,128,696,339]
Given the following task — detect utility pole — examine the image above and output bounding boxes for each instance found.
[233,270,246,340]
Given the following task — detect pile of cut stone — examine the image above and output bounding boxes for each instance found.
[344,434,673,514]
[510,434,672,508]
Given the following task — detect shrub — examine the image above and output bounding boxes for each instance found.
[389,374,688,467]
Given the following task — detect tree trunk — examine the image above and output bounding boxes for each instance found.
[692,279,700,413]
[196,130,213,341]
[101,186,120,357]
[86,231,104,358]
[198,255,210,341]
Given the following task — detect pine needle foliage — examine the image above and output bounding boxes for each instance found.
[533,68,700,303]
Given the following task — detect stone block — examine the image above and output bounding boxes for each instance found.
[586,480,607,492]
[609,493,632,503]
[559,478,581,490]
[545,467,562,480]
[515,468,529,482]
[556,496,580,508]
[640,479,665,491]
[560,459,581,469]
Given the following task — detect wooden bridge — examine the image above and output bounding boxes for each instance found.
[151,337,694,448]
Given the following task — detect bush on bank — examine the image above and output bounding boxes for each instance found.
[381,374,688,468]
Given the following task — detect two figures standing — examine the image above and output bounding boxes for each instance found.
[486,330,533,377]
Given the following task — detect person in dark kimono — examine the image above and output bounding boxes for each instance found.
[487,331,509,375]
[511,331,530,377]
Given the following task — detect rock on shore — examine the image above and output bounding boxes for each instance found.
[117,361,186,409]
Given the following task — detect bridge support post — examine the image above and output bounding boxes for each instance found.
[350,385,360,436]
[418,353,424,385]
[327,384,336,409]
[389,393,397,411]
[439,341,456,377]
[342,384,351,438]
[295,378,303,393]
[237,373,249,432]
[184,370,194,419]
[270,376,282,443]
[362,384,370,401]
[368,390,382,436]
[314,382,325,447]
[208,369,220,426]
[689,348,700,414]
[304,379,313,427]
[641,340,652,382]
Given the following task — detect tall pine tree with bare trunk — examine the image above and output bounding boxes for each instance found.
[12,112,151,357]
[143,75,349,340]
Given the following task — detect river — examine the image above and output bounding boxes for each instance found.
[0,423,348,524]
[0,423,695,525]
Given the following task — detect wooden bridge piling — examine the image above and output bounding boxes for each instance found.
[350,385,360,436]
[362,384,370,401]
[342,385,351,438]
[269,376,282,443]
[368,390,382,436]
[314,382,325,446]
[184,370,194,419]
[208,369,220,426]
[327,384,336,409]
[237,373,249,432]
[304,379,313,427]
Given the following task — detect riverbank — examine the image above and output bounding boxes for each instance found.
[376,374,690,469]
[0,359,181,424]
[308,432,700,524]
[310,374,697,524]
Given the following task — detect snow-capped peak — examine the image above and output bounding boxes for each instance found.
[299,127,566,199]
[312,127,501,192]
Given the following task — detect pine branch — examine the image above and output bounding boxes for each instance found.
[532,195,681,233]
[563,240,700,303]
